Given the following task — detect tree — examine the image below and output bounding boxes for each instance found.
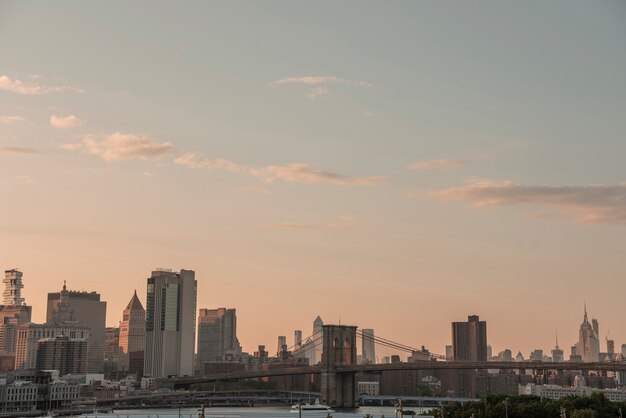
[570,409,598,418]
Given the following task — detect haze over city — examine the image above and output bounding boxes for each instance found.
[1,0,626,361]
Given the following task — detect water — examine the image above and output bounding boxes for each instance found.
[79,405,436,418]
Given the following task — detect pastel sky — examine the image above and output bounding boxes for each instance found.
[1,1,626,359]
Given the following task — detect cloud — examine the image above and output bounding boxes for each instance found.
[261,163,386,185]
[409,159,469,170]
[175,153,387,186]
[272,75,371,99]
[433,179,626,224]
[0,75,84,95]
[0,146,40,154]
[263,216,356,230]
[0,116,27,124]
[50,114,83,128]
[63,133,175,161]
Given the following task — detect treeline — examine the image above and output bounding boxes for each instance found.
[425,393,624,418]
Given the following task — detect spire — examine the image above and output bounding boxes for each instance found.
[555,330,560,349]
[125,290,144,311]
[583,301,588,323]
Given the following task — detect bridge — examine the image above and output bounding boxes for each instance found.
[168,325,626,408]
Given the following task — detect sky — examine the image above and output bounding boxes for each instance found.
[1,1,626,359]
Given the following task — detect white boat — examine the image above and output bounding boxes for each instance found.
[290,399,334,413]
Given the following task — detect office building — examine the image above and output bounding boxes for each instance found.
[15,323,90,370]
[46,282,106,373]
[451,315,488,361]
[577,305,600,362]
[277,335,287,354]
[196,308,241,372]
[119,290,146,377]
[144,269,197,378]
[0,270,32,357]
[294,330,302,349]
[35,336,88,375]
[361,328,376,364]
[3,269,25,306]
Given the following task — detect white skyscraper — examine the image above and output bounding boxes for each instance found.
[144,269,197,378]
[3,269,25,306]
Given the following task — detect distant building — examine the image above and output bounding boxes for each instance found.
[358,381,380,396]
[530,349,543,362]
[144,269,197,378]
[498,349,513,362]
[3,269,25,306]
[103,327,120,377]
[277,335,287,354]
[361,329,376,364]
[196,308,241,373]
[451,315,487,361]
[445,345,453,360]
[577,305,600,362]
[294,330,302,349]
[15,323,90,371]
[0,270,32,358]
[302,316,324,365]
[119,290,145,377]
[35,336,88,375]
[46,282,106,373]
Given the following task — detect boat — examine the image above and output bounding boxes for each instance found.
[290,399,334,414]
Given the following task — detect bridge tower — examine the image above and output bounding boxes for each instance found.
[320,324,358,408]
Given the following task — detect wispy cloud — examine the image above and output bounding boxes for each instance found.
[0,75,84,95]
[50,114,83,128]
[63,133,175,161]
[16,175,34,184]
[0,146,40,154]
[272,75,371,99]
[175,153,387,186]
[263,216,356,230]
[0,116,27,124]
[432,179,626,224]
[409,159,469,170]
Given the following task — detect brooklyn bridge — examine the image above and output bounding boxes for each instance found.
[168,325,626,408]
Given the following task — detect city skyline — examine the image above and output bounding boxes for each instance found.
[1,1,626,363]
[1,266,620,361]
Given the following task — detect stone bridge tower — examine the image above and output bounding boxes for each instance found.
[320,324,358,408]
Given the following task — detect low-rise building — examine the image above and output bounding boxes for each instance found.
[358,381,380,396]
[0,380,38,412]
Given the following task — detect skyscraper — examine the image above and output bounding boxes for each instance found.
[119,290,146,377]
[294,330,302,349]
[0,270,31,357]
[196,308,241,373]
[451,315,487,361]
[46,282,106,373]
[577,304,600,362]
[277,335,287,354]
[361,328,376,364]
[144,269,197,378]
[3,269,25,306]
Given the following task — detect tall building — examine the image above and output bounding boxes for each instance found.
[451,315,488,361]
[103,327,120,377]
[196,308,241,373]
[119,290,146,377]
[361,328,376,364]
[277,335,287,354]
[144,269,197,378]
[0,270,32,357]
[36,336,88,375]
[294,330,302,348]
[3,269,25,306]
[46,282,106,373]
[552,333,564,362]
[577,305,600,362]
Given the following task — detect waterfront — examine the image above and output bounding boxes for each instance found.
[78,406,435,418]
